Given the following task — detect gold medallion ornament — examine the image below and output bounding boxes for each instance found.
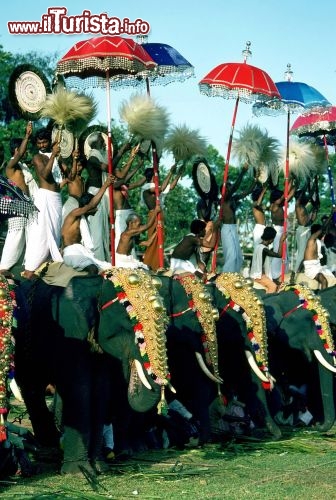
[284,284,335,362]
[103,268,170,385]
[215,273,269,376]
[174,274,220,380]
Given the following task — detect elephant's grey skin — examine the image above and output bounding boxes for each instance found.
[14,274,165,474]
[263,289,335,432]
[209,281,282,439]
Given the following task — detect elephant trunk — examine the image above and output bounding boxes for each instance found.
[195,352,223,384]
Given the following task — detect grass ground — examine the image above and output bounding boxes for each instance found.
[1,400,336,500]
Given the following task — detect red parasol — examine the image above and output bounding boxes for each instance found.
[199,42,280,272]
[56,35,157,265]
[290,106,336,213]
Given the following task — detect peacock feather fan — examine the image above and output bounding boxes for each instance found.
[40,87,98,129]
[164,124,207,162]
[281,139,316,181]
[119,94,170,146]
[232,123,265,168]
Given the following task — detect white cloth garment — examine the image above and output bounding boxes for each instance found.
[253,223,266,246]
[115,208,135,251]
[0,162,38,270]
[24,189,63,271]
[303,258,335,280]
[140,182,170,207]
[250,243,272,279]
[270,225,286,279]
[87,186,110,261]
[115,252,149,270]
[220,224,243,273]
[294,225,311,272]
[63,243,112,272]
[170,257,197,274]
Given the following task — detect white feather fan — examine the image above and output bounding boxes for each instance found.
[281,139,316,181]
[164,124,207,162]
[119,94,170,146]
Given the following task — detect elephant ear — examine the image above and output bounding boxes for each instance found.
[128,360,160,413]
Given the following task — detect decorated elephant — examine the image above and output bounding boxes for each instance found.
[12,267,170,474]
[157,273,222,444]
[209,273,282,439]
[262,283,336,432]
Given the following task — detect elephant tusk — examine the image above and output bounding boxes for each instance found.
[313,350,336,373]
[168,382,177,394]
[9,378,24,402]
[134,359,152,390]
[245,350,270,383]
[195,352,223,384]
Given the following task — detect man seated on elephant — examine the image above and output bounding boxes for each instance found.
[115,206,160,269]
[170,219,215,279]
[250,226,287,293]
[303,223,336,289]
[61,174,115,274]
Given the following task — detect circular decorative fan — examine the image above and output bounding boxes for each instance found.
[78,125,110,160]
[8,64,51,120]
[52,126,74,160]
[192,160,212,198]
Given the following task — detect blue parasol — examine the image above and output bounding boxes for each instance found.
[253,64,332,281]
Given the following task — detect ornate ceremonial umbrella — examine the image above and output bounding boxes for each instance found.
[199,42,280,271]
[253,64,331,281]
[55,35,157,265]
[0,176,37,220]
[290,107,336,211]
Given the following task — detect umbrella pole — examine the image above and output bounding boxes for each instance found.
[145,78,164,269]
[211,96,240,273]
[106,70,115,266]
[280,109,290,282]
[151,142,165,269]
[323,135,336,221]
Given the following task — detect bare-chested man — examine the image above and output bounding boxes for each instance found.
[115,206,161,269]
[220,163,255,272]
[294,187,318,272]
[62,150,87,223]
[170,219,215,279]
[113,144,146,251]
[23,127,65,279]
[303,223,336,289]
[269,180,296,280]
[140,164,182,270]
[251,184,267,245]
[0,122,39,276]
[62,175,115,274]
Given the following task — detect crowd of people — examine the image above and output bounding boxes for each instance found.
[0,121,336,293]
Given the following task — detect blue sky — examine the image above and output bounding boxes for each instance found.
[1,0,336,161]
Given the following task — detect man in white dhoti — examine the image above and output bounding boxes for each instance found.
[269,183,296,280]
[293,188,318,273]
[220,163,254,273]
[170,219,213,278]
[86,132,111,261]
[115,209,161,270]
[303,224,336,289]
[0,122,39,275]
[250,226,287,293]
[23,128,65,279]
[62,175,115,274]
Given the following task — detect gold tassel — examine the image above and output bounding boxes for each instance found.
[157,385,168,416]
